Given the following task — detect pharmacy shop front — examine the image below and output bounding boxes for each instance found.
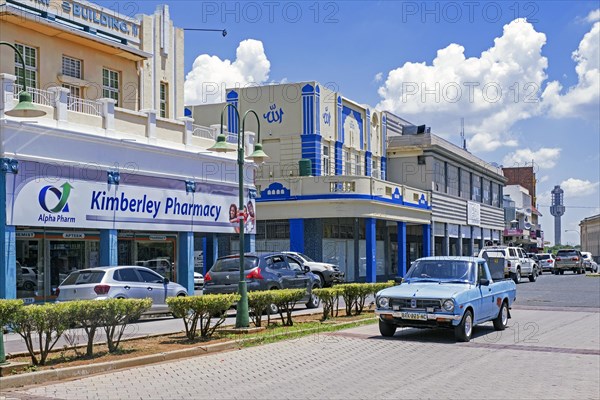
[2,161,255,302]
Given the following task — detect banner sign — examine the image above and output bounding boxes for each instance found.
[6,177,256,234]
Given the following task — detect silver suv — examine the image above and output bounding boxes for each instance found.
[554,249,584,275]
[57,266,188,314]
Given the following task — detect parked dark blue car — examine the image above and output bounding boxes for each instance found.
[203,253,322,309]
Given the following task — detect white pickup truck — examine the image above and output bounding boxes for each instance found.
[479,246,538,284]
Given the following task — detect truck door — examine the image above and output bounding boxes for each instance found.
[478,262,496,320]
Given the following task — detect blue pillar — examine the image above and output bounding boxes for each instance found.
[365,218,376,283]
[203,233,218,274]
[1,168,16,299]
[422,224,431,257]
[365,151,372,176]
[290,219,305,253]
[177,232,194,294]
[99,229,118,266]
[381,157,387,181]
[304,219,323,262]
[397,221,407,278]
[244,234,256,253]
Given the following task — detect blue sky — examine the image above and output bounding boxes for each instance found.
[102,1,599,246]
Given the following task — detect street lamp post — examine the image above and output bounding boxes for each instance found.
[208,104,268,328]
[0,42,46,365]
[564,230,581,247]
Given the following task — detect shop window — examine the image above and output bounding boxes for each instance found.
[472,174,482,202]
[433,159,445,193]
[482,178,491,205]
[460,169,470,199]
[118,232,176,281]
[447,164,459,197]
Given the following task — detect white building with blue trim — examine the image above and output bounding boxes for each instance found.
[189,82,434,282]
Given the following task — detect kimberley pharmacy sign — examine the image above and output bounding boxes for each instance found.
[6,177,254,234]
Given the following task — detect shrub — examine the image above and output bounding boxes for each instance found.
[168,294,239,340]
[97,299,152,353]
[247,291,276,327]
[68,301,108,357]
[338,284,361,316]
[313,287,342,320]
[0,299,23,327]
[271,289,305,326]
[9,302,74,365]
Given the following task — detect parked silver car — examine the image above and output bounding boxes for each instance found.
[57,266,188,314]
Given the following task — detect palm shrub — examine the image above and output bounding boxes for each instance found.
[271,289,305,326]
[9,302,74,365]
[97,298,152,353]
[168,294,239,340]
[247,291,275,327]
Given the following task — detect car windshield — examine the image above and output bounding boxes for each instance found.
[211,257,259,272]
[405,260,475,283]
[481,250,505,258]
[557,250,578,257]
[61,270,105,285]
[298,253,314,262]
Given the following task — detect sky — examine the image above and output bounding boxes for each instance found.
[100,0,600,246]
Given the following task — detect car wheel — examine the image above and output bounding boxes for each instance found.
[23,281,35,291]
[455,310,473,342]
[528,269,537,282]
[315,272,327,287]
[493,301,509,331]
[306,289,320,309]
[511,270,520,284]
[379,319,396,337]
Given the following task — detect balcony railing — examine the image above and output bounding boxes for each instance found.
[13,84,54,107]
[67,95,101,116]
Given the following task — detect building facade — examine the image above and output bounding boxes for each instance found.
[386,131,507,257]
[189,83,433,282]
[1,0,253,301]
[580,214,600,262]
[502,185,543,251]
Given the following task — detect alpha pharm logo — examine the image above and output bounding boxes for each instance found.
[39,183,73,213]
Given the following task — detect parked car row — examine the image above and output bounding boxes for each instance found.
[478,246,539,284]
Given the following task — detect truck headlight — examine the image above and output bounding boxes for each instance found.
[378,297,390,309]
[442,299,454,312]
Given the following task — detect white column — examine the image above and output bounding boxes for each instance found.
[0,73,17,119]
[178,116,194,146]
[98,98,116,134]
[48,87,69,122]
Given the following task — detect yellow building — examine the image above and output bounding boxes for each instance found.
[1,0,253,301]
[580,214,600,262]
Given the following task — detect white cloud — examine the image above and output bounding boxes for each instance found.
[560,178,600,197]
[542,20,600,118]
[376,19,548,152]
[538,175,549,183]
[374,72,383,82]
[502,147,562,169]
[585,9,600,23]
[184,39,271,105]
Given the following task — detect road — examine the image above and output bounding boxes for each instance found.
[1,274,598,399]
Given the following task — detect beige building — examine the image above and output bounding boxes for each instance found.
[1,0,251,301]
[580,214,600,262]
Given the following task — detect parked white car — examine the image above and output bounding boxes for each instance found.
[479,246,538,284]
[194,272,204,290]
[581,252,596,272]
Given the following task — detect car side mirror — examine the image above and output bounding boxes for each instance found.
[163,278,169,284]
[303,265,310,273]
[479,278,490,286]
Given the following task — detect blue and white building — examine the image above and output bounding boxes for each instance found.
[189,83,433,282]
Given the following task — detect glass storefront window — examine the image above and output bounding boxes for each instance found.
[118,232,177,281]
[16,229,100,302]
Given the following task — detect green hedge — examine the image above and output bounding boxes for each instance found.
[94,298,151,353]
[0,299,24,327]
[271,289,306,326]
[247,291,276,327]
[168,294,239,340]
[315,281,396,318]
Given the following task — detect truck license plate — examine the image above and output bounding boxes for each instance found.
[398,312,428,321]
